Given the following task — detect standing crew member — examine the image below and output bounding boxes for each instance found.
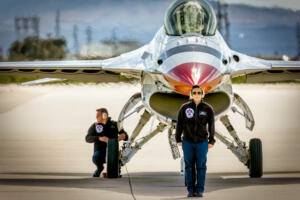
[85,108,128,177]
[176,85,215,197]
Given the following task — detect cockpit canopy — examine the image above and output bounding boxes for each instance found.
[164,0,217,36]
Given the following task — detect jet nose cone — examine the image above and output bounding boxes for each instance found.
[164,62,223,96]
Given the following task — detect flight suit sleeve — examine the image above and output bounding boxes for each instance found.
[118,128,128,141]
[109,120,128,141]
[175,106,184,143]
[208,106,216,145]
[85,124,99,143]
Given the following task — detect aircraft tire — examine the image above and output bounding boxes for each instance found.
[248,138,263,178]
[106,138,119,178]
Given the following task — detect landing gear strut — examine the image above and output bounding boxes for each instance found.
[213,93,263,178]
[117,93,168,166]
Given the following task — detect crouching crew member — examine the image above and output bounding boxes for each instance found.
[176,85,216,197]
[85,107,128,177]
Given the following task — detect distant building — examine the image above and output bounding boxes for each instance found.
[80,40,140,58]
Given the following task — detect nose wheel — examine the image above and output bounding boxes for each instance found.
[248,138,263,178]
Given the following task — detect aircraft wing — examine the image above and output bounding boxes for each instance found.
[229,51,300,83]
[0,44,153,83]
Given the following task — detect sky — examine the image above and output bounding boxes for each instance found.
[0,0,299,57]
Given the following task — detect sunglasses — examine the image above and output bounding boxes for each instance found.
[192,91,203,95]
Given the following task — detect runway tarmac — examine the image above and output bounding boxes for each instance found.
[0,171,300,200]
[0,83,299,199]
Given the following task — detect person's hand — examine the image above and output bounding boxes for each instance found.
[177,142,182,146]
[208,144,214,149]
[118,133,126,141]
[99,136,108,143]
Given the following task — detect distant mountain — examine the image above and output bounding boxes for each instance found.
[227,4,300,27]
[211,3,300,57]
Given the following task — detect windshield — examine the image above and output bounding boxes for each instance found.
[164,0,217,36]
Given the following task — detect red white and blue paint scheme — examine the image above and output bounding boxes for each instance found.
[1,0,299,178]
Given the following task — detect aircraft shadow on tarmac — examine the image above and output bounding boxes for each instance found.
[0,171,300,198]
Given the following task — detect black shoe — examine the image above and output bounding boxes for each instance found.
[194,192,203,197]
[187,192,194,197]
[93,169,101,177]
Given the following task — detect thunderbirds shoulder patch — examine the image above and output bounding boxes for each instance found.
[95,124,103,133]
[185,108,194,118]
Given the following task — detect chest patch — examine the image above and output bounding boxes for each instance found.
[95,124,104,133]
[199,111,207,116]
[185,108,194,118]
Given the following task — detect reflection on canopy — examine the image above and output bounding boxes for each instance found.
[164,0,217,36]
